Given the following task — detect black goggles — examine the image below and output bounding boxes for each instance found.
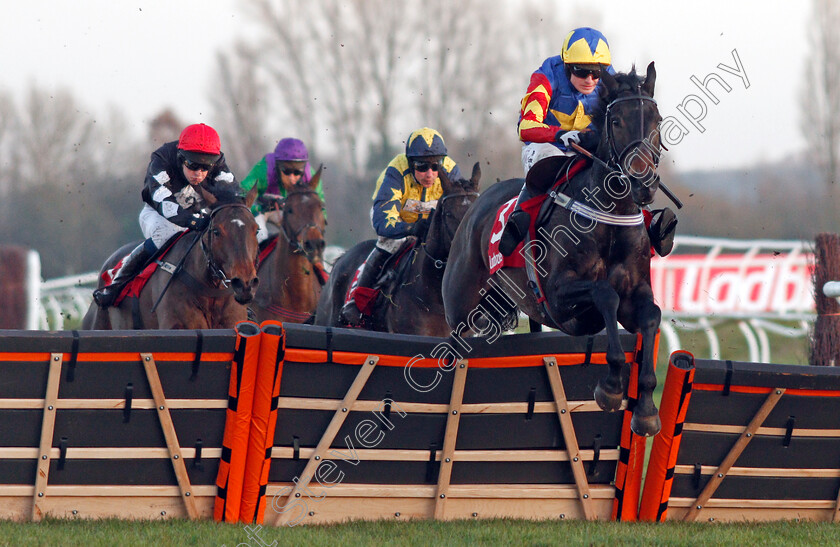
[570,65,602,79]
[184,160,213,172]
[414,162,440,173]
[281,167,304,176]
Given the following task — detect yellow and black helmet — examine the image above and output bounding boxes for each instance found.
[405,127,448,160]
[561,27,611,67]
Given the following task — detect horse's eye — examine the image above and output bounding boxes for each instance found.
[612,118,621,127]
[212,228,221,236]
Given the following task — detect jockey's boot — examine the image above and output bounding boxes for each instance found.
[339,246,392,326]
[92,239,156,308]
[498,184,537,257]
[648,207,678,257]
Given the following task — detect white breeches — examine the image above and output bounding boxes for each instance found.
[139,204,187,249]
[521,142,574,177]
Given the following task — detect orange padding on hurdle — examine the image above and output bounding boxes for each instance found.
[0,351,233,363]
[240,321,286,524]
[611,332,656,522]
[214,321,262,523]
[639,351,695,522]
[303,350,634,368]
[693,383,840,398]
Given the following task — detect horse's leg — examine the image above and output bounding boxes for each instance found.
[628,295,662,437]
[584,281,627,413]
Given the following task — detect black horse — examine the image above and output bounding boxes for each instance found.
[315,163,480,336]
[443,63,664,437]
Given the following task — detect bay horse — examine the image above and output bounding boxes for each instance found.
[442,63,664,437]
[82,184,260,330]
[250,169,327,323]
[314,163,480,336]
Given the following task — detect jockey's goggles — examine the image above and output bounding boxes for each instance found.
[414,162,440,173]
[569,65,601,79]
[183,160,212,172]
[281,167,304,176]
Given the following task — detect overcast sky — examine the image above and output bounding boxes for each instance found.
[0,0,810,172]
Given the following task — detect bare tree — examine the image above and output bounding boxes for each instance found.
[210,47,270,175]
[801,0,840,221]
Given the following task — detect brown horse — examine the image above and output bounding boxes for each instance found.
[443,64,664,437]
[82,184,260,330]
[250,169,327,323]
[314,163,480,336]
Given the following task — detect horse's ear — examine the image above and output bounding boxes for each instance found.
[601,70,618,95]
[438,163,453,192]
[309,164,324,190]
[198,184,217,206]
[468,162,481,191]
[244,182,259,209]
[642,61,656,97]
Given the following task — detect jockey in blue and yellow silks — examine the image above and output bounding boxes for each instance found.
[340,127,462,326]
[499,27,677,258]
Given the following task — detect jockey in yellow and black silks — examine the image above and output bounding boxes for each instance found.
[340,127,462,327]
[498,27,677,258]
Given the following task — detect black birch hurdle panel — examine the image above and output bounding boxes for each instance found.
[647,353,840,522]
[265,325,647,525]
[0,326,648,524]
[0,329,234,521]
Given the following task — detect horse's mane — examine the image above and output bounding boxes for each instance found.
[208,183,247,209]
[589,67,647,130]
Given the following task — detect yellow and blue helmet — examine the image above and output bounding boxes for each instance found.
[561,27,611,66]
[405,127,448,160]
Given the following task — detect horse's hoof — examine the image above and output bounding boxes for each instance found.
[631,412,662,437]
[594,383,624,412]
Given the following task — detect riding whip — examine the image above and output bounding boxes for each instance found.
[569,142,683,209]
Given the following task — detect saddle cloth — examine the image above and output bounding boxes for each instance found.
[343,240,416,315]
[100,232,187,307]
[488,158,593,274]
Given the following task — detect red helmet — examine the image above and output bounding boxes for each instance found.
[177,123,221,165]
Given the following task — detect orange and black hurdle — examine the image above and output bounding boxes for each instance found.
[641,354,840,522]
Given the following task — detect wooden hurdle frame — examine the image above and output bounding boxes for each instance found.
[260,327,650,525]
[642,352,840,522]
[0,329,235,521]
[0,325,650,524]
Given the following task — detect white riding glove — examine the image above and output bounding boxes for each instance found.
[557,131,581,149]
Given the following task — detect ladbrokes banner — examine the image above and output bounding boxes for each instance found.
[650,243,814,315]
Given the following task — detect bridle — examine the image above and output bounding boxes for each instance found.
[602,84,662,178]
[201,202,255,288]
[151,201,254,313]
[421,188,480,269]
[272,190,326,266]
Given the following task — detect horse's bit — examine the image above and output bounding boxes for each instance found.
[272,191,326,266]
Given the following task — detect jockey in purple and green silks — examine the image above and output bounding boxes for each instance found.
[240,138,327,243]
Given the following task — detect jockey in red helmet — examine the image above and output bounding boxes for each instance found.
[240,137,327,243]
[339,127,463,327]
[93,123,238,307]
[498,27,677,258]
